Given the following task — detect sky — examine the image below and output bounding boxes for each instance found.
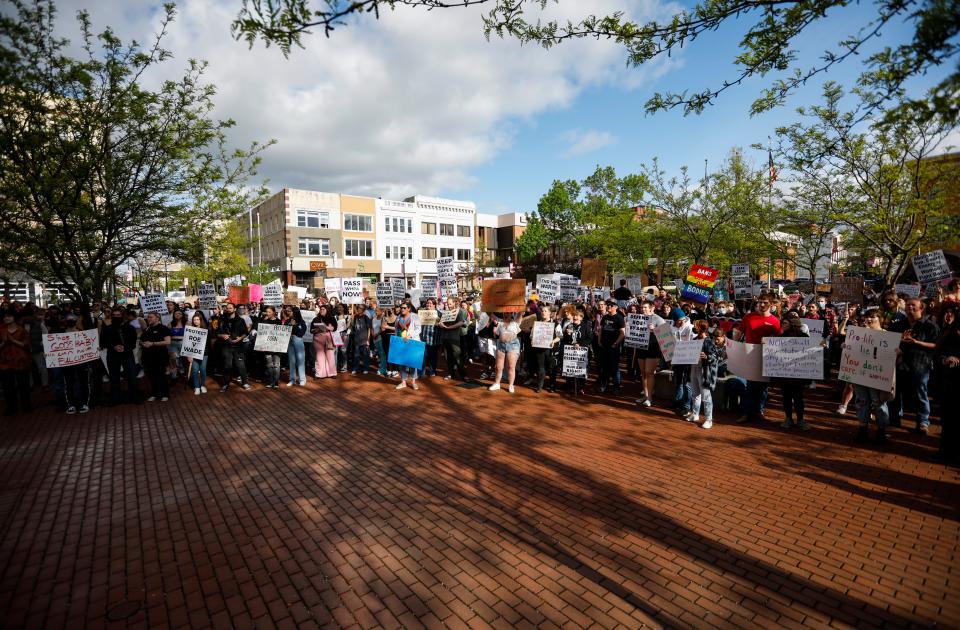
[37,0,957,216]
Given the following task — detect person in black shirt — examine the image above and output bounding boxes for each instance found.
[217,302,251,391]
[101,306,140,404]
[612,279,632,307]
[891,298,940,434]
[140,312,171,401]
[597,300,626,394]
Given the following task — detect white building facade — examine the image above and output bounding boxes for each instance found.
[375,198,418,280]
[403,194,477,283]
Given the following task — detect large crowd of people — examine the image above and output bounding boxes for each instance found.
[0,278,957,462]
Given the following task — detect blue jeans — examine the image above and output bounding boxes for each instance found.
[287,336,306,385]
[855,385,888,428]
[690,365,713,421]
[353,344,370,373]
[400,366,418,381]
[191,356,209,389]
[375,338,388,375]
[673,365,691,411]
[744,380,769,417]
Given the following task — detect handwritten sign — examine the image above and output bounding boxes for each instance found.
[831,276,863,304]
[323,278,341,300]
[198,284,217,310]
[838,325,900,391]
[580,258,607,287]
[437,257,457,297]
[262,283,283,307]
[762,337,823,379]
[562,346,588,377]
[440,308,459,324]
[180,326,208,360]
[653,322,677,363]
[670,339,703,365]
[731,264,750,278]
[42,329,100,368]
[912,250,951,284]
[536,277,558,303]
[140,293,165,315]
[228,285,250,305]
[419,310,438,326]
[340,277,363,305]
[801,318,824,337]
[895,283,922,298]
[253,323,292,353]
[560,276,579,301]
[531,321,554,349]
[481,279,526,313]
[725,339,768,382]
[376,282,393,306]
[419,277,437,303]
[625,314,650,349]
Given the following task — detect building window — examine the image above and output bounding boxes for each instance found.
[457,225,471,237]
[297,237,329,257]
[345,239,373,257]
[384,217,390,232]
[408,247,413,260]
[440,248,454,258]
[296,209,330,228]
[422,222,436,235]
[406,219,412,233]
[344,214,372,232]
[422,247,437,260]
[457,248,471,261]
[439,223,454,236]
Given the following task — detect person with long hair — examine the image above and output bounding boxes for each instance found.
[852,308,891,442]
[777,313,811,430]
[140,312,172,402]
[393,303,421,390]
[283,305,308,386]
[489,312,521,393]
[349,304,373,375]
[167,309,186,381]
[634,300,666,408]
[188,311,211,395]
[0,307,32,416]
[256,306,283,389]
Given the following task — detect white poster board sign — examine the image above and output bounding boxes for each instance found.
[531,321,554,349]
[419,310,438,326]
[653,322,677,363]
[560,276,579,301]
[440,308,459,324]
[478,337,496,357]
[562,346,588,377]
[625,314,650,349]
[323,278,341,300]
[391,277,407,302]
[912,250,951,284]
[801,318,825,337]
[340,277,364,305]
[536,278,558,303]
[838,326,900,391]
[762,337,823,379]
[262,283,284,307]
[733,276,752,300]
[731,264,750,278]
[670,339,703,365]
[140,293,166,315]
[42,329,100,368]
[253,323,292,353]
[725,339,768,382]
[179,326,208,360]
[419,277,437,303]
[437,257,457,297]
[894,283,922,298]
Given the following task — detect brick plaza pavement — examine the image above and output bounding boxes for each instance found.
[0,372,957,629]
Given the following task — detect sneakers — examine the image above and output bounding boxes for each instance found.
[286,382,294,387]
[685,413,698,423]
[479,371,490,380]
[411,382,419,390]
[798,421,811,431]
[241,384,252,390]
[780,420,793,429]
[339,367,348,373]
[836,404,847,415]
[200,386,207,393]
[508,385,515,394]
[160,397,168,402]
[220,385,229,392]
[489,383,500,391]
[66,406,77,414]
[701,419,713,429]
[444,375,452,381]
[351,371,358,375]
[146,397,157,402]
[194,388,201,395]
[80,405,89,413]
[396,382,407,390]
[643,399,652,408]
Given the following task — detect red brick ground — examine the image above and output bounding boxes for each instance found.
[0,368,957,629]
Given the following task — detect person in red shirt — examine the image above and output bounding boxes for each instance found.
[736,294,781,423]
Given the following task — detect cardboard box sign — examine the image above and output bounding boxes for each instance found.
[283,291,300,306]
[580,258,608,287]
[831,276,863,304]
[228,285,250,305]
[481,279,527,313]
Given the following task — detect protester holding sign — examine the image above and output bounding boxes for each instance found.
[393,303,422,390]
[100,306,140,405]
[186,312,211,395]
[349,305,373,375]
[934,307,960,462]
[418,298,441,377]
[217,302,252,391]
[774,314,812,430]
[633,302,665,408]
[311,312,338,379]
[140,312,172,402]
[891,298,940,434]
[666,308,695,416]
[282,306,308,387]
[438,297,467,381]
[256,307,283,389]
[167,310,187,381]
[490,314,521,393]
[735,293,782,424]
[0,307,32,416]
[560,310,592,394]
[846,310,892,442]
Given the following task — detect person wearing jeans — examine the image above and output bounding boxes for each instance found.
[735,294,781,423]
[349,305,373,374]
[891,298,939,433]
[282,306,307,386]
[597,300,626,394]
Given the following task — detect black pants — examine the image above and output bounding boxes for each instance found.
[442,338,465,379]
[782,382,806,422]
[1,369,31,414]
[63,364,91,409]
[221,344,248,386]
[529,348,549,388]
[144,356,169,398]
[107,352,140,403]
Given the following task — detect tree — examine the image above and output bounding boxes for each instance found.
[0,0,271,312]
[231,0,959,123]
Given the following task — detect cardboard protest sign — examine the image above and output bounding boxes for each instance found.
[831,276,863,304]
[418,310,438,326]
[801,318,825,337]
[895,283,922,298]
[580,258,607,287]
[653,322,677,363]
[288,285,308,299]
[671,339,703,365]
[253,323,292,353]
[531,321,555,349]
[731,264,750,278]
[248,284,263,302]
[388,335,426,369]
[562,346,588,377]
[440,309,459,324]
[262,283,284,307]
[180,326,208,360]
[198,283,218,310]
[725,339,768,382]
[323,278,341,300]
[376,282,393,306]
[437,257,458,297]
[340,277,364,304]
[838,325,900,391]
[42,329,100,368]
[283,291,299,306]
[391,277,407,302]
[478,337,496,357]
[140,293,166,315]
[733,276,753,300]
[912,250,951,284]
[536,277,559,303]
[481,279,526,313]
[228,285,250,306]
[762,337,823,379]
[625,314,650,349]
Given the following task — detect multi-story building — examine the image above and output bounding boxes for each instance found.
[376,198,418,282]
[406,194,476,285]
[475,211,528,267]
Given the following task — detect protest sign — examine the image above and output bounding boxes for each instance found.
[301,310,316,342]
[478,337,496,357]
[725,339,768,382]
[140,293,165,315]
[838,325,900,391]
[419,277,437,303]
[670,339,703,365]
[224,274,243,287]
[912,250,951,284]
[713,283,729,301]
[180,326,208,360]
[198,283,217,310]
[248,284,263,302]
[228,285,250,305]
[288,285,308,299]
[731,264,750,278]
[391,277,407,302]
[261,283,283,307]
[559,276,579,301]
[762,337,823,380]
[536,277,559,303]
[323,278,341,300]
[894,283,922,298]
[437,257,458,297]
[340,277,363,304]
[580,258,607,287]
[253,323,292,353]
[283,291,300,306]
[680,282,712,303]
[419,310,438,326]
[562,346,588,377]
[653,322,677,363]
[388,335,426,369]
[42,329,100,368]
[801,318,825,337]
[625,314,650,349]
[440,308,459,324]
[685,264,719,288]
[481,279,526,313]
[831,276,863,304]
[376,282,393,306]
[733,276,752,300]
[531,321,555,349]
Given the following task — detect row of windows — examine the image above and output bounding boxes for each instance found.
[295,209,472,238]
[297,237,470,261]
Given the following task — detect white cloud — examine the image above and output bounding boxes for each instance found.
[50,0,680,201]
[559,129,616,158]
